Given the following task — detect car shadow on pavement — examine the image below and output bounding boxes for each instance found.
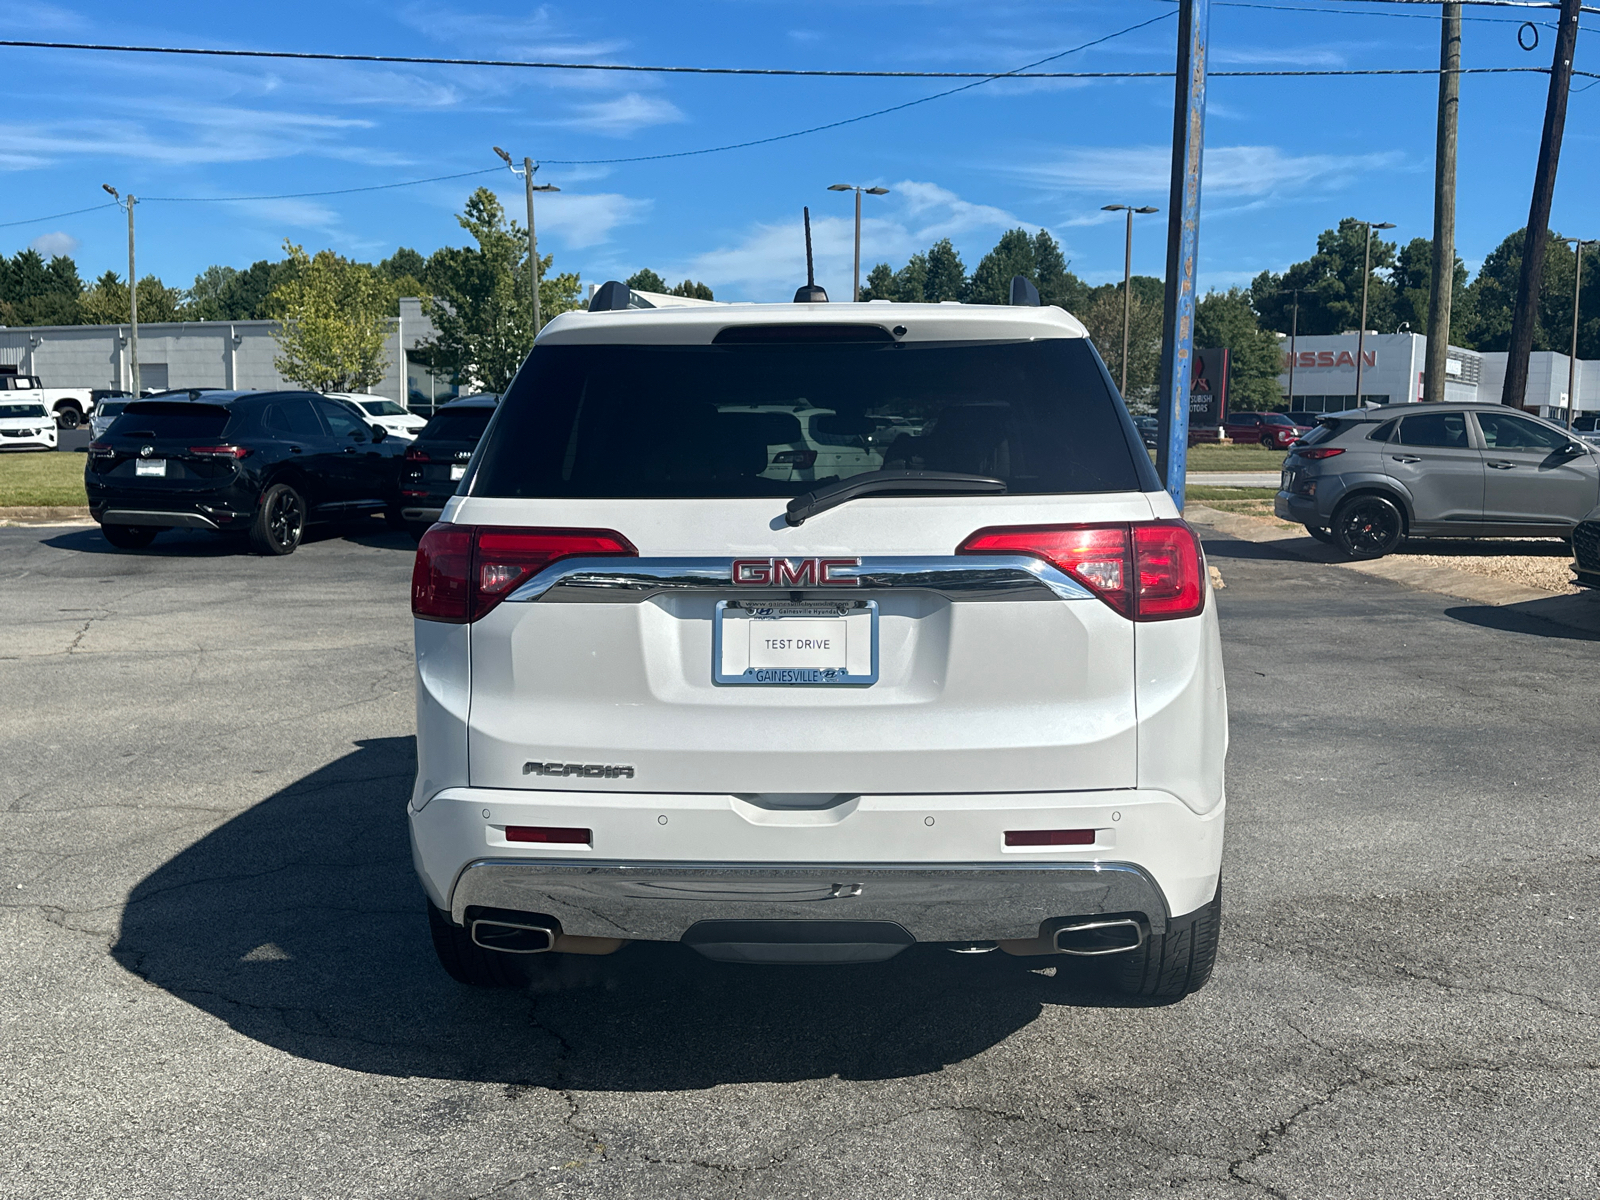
[111,737,1139,1090]
[1444,598,1600,642]
[43,519,415,557]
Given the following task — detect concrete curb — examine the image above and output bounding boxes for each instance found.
[1186,504,1600,638]
[0,505,94,527]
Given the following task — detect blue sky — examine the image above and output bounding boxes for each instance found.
[1,0,1596,302]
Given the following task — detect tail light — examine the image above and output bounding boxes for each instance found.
[1296,446,1345,461]
[189,445,251,459]
[772,449,818,469]
[412,525,637,623]
[957,520,1205,621]
[404,445,431,462]
[88,441,114,458]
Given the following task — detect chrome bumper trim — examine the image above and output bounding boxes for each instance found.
[506,554,1093,604]
[100,509,218,530]
[449,859,1169,940]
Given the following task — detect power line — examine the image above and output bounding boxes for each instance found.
[1216,0,1599,27]
[141,166,501,203]
[0,16,1176,80]
[0,201,119,229]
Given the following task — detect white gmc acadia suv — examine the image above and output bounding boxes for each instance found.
[408,297,1227,999]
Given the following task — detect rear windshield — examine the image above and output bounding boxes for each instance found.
[0,403,48,419]
[473,338,1146,499]
[106,402,231,441]
[97,401,128,417]
[358,399,407,417]
[419,407,494,442]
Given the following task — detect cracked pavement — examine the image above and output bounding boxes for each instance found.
[2,519,1598,1199]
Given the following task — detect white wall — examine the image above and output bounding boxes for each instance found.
[0,299,443,407]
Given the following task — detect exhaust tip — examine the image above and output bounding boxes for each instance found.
[1054,917,1145,957]
[470,919,555,955]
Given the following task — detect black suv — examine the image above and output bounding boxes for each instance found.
[87,391,407,554]
[398,393,498,535]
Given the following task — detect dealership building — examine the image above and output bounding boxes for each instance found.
[0,298,460,409]
[1276,332,1599,421]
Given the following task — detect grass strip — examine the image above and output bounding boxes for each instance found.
[0,451,89,507]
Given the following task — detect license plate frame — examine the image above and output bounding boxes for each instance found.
[135,458,166,478]
[713,600,878,686]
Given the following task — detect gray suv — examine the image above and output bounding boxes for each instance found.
[1275,403,1600,559]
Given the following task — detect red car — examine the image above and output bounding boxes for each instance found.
[1224,411,1314,448]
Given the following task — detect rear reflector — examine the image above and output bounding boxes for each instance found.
[505,825,592,845]
[957,520,1205,622]
[998,832,1100,851]
[1005,829,1095,847]
[188,444,251,459]
[412,525,637,623]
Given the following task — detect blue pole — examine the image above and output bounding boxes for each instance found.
[1156,0,1209,512]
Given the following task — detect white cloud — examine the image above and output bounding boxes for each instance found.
[29,230,79,257]
[672,180,1035,302]
[491,186,650,250]
[559,93,685,137]
[1017,144,1408,200]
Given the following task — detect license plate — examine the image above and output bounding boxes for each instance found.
[450,464,465,481]
[136,459,166,477]
[714,600,878,686]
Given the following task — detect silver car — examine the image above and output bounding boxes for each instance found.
[1275,403,1600,558]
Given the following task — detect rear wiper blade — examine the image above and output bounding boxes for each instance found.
[785,469,1005,527]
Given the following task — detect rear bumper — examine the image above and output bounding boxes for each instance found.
[1274,490,1321,524]
[401,506,445,524]
[410,786,1224,939]
[449,859,1171,941]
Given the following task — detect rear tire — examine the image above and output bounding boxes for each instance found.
[101,524,158,550]
[1331,494,1405,560]
[1103,880,1221,1001]
[249,483,306,556]
[427,901,528,988]
[1305,524,1334,544]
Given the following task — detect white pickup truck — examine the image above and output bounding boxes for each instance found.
[0,374,99,428]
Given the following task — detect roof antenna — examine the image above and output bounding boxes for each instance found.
[793,206,828,303]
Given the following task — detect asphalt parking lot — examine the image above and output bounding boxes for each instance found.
[3,520,1598,1199]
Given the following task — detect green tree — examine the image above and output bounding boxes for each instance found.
[1033,229,1088,312]
[860,262,898,302]
[422,187,581,393]
[1251,218,1399,338]
[670,279,714,300]
[379,247,428,282]
[0,249,83,325]
[1193,287,1285,412]
[1459,228,1584,354]
[1388,237,1473,345]
[79,271,183,325]
[964,228,1038,305]
[923,239,966,302]
[263,242,391,391]
[625,268,668,293]
[1081,281,1164,407]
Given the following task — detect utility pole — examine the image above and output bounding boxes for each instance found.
[1424,2,1461,403]
[1502,0,1581,409]
[1354,220,1395,407]
[828,184,890,301]
[1155,0,1210,512]
[103,184,138,395]
[1102,204,1159,397]
[493,148,560,333]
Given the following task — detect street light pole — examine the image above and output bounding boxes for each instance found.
[1354,220,1395,407]
[828,184,890,301]
[494,147,560,333]
[1102,204,1160,396]
[1562,236,1588,429]
[103,184,138,395]
[1284,289,1301,409]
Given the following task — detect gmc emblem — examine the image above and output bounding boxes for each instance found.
[731,557,860,587]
